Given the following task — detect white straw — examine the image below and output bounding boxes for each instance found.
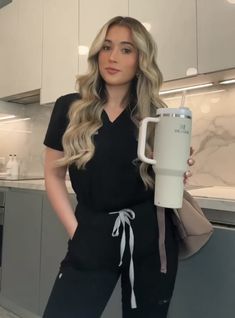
[180,90,186,107]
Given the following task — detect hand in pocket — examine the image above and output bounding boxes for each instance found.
[69,222,79,240]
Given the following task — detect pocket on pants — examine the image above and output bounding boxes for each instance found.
[66,217,120,270]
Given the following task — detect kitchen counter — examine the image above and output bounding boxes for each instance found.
[0,180,234,212]
[187,186,235,212]
[0,179,74,194]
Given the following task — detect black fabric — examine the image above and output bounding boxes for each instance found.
[43,201,178,318]
[44,93,80,151]
[44,93,154,211]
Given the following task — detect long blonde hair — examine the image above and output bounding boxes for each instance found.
[58,16,167,188]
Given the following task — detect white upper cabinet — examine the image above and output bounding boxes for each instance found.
[79,0,128,75]
[16,0,43,94]
[197,0,235,73]
[0,1,18,98]
[40,0,79,104]
[1,0,235,102]
[129,0,197,81]
[0,0,43,98]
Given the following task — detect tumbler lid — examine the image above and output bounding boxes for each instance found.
[156,107,192,119]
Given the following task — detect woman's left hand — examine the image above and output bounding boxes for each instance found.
[184,146,195,185]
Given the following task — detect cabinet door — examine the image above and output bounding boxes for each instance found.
[0,0,42,99]
[129,0,197,81]
[197,0,235,73]
[39,193,76,315]
[79,0,128,75]
[1,189,43,314]
[0,1,19,97]
[168,226,235,318]
[16,0,43,94]
[40,0,79,104]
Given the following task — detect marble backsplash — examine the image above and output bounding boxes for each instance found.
[163,84,235,186]
[0,84,235,186]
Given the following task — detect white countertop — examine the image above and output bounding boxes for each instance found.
[187,186,235,212]
[0,179,74,194]
[0,180,235,212]
[188,186,235,200]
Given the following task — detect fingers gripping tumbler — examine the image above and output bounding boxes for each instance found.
[137,107,192,208]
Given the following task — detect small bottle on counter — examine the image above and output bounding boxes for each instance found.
[11,154,19,178]
[0,157,6,172]
[6,154,13,176]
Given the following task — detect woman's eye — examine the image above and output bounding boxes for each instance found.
[121,48,132,54]
[102,45,111,51]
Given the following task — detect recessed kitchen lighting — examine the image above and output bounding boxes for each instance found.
[163,89,225,101]
[0,115,16,120]
[0,117,31,125]
[159,83,213,95]
[219,79,235,85]
[227,0,235,4]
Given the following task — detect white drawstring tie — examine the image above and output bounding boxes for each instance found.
[109,208,137,309]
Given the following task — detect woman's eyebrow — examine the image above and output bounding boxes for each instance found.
[104,39,135,47]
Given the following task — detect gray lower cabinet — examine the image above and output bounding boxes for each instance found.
[1,188,43,315]
[168,226,235,318]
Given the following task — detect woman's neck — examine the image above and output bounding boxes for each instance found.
[105,84,130,109]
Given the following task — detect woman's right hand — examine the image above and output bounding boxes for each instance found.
[69,222,78,240]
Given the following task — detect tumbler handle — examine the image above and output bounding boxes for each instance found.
[138,117,160,165]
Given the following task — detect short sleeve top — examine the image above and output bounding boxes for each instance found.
[44,93,153,212]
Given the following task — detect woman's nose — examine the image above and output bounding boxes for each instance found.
[108,48,119,62]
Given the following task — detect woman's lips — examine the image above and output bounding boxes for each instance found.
[105,67,120,74]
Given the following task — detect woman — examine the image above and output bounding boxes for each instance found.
[43,16,194,318]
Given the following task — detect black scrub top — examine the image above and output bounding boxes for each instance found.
[44,93,153,212]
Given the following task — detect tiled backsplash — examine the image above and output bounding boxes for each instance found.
[0,84,235,186]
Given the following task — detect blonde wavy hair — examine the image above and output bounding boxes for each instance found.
[58,16,167,189]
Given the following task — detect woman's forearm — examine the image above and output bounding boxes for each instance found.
[44,147,78,239]
[45,174,78,239]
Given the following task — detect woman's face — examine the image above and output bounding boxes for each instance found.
[98,25,138,88]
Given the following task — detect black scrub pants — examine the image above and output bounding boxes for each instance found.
[43,200,178,318]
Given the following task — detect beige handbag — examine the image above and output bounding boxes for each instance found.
[172,190,214,260]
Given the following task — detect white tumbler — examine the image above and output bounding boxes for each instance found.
[138,107,192,208]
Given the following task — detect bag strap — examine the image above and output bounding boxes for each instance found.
[183,190,204,216]
[156,206,167,273]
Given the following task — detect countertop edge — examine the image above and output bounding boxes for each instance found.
[1,181,235,212]
[0,180,74,194]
